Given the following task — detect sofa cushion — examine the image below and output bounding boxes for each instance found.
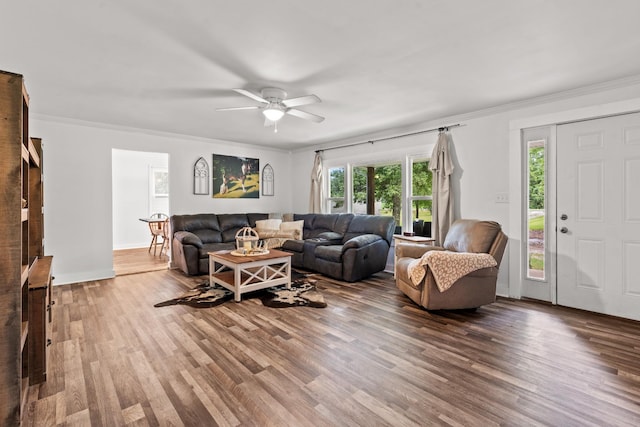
[198,242,235,259]
[314,245,343,263]
[282,239,304,252]
[343,215,394,244]
[334,213,354,235]
[443,220,501,253]
[196,229,223,244]
[218,214,251,242]
[172,214,220,233]
[313,214,338,232]
[247,213,269,227]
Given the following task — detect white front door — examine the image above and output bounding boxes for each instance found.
[557,112,640,321]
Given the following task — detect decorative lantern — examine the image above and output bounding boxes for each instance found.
[235,227,261,254]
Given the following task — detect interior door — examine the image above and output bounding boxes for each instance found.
[557,112,640,321]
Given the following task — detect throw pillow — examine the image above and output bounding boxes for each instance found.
[280,220,304,240]
[255,218,282,232]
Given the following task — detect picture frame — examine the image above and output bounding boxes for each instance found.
[262,163,274,196]
[193,157,210,195]
[212,154,260,198]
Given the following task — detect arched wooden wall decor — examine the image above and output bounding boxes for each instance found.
[262,163,274,196]
[193,157,210,195]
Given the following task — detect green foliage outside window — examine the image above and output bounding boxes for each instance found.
[373,164,402,222]
[529,146,545,209]
[330,168,344,198]
[330,161,433,226]
[412,161,431,219]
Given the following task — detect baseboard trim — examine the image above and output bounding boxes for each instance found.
[52,269,116,286]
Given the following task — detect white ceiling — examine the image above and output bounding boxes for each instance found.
[3,0,640,150]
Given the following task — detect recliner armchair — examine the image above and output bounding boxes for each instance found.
[395,219,508,310]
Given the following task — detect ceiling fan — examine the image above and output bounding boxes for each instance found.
[216,87,324,132]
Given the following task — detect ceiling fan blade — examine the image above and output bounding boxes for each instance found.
[286,108,325,123]
[282,94,321,108]
[216,106,260,111]
[233,88,268,104]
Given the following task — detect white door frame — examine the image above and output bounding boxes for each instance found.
[508,97,640,300]
[518,125,558,302]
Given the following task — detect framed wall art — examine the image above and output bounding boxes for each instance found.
[262,163,274,196]
[212,154,260,198]
[193,157,210,195]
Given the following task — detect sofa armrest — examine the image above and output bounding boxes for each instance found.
[173,231,204,248]
[395,243,444,259]
[342,234,383,251]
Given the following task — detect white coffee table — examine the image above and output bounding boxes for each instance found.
[208,248,292,302]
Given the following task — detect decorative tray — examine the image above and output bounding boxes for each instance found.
[230,249,270,257]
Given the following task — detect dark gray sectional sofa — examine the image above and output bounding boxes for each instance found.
[170,212,395,282]
[281,213,395,282]
[171,213,268,276]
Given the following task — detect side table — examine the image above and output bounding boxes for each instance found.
[392,234,435,277]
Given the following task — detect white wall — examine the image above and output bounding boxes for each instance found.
[112,149,169,250]
[33,78,640,290]
[291,79,640,298]
[32,118,293,285]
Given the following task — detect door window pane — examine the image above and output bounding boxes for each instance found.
[527,140,545,280]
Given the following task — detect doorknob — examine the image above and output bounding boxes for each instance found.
[560,227,568,233]
[560,214,568,220]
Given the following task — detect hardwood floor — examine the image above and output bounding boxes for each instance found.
[113,248,168,276]
[24,269,640,426]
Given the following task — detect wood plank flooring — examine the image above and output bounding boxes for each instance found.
[24,269,640,426]
[113,248,168,276]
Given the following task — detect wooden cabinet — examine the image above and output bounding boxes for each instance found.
[0,70,52,426]
[28,256,53,384]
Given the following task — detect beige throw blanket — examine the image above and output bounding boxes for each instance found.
[408,251,497,292]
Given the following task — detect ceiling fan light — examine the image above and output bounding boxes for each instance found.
[263,103,285,121]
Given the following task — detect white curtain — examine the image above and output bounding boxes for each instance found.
[309,152,323,213]
[430,131,455,245]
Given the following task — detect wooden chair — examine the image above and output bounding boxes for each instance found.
[159,217,171,257]
[147,213,169,256]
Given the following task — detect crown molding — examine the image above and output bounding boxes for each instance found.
[298,74,640,154]
[30,113,292,154]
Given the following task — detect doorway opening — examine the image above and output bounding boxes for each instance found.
[112,149,170,275]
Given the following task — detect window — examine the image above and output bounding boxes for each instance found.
[327,167,345,213]
[527,139,545,280]
[352,163,402,225]
[325,156,431,233]
[151,168,169,198]
[408,159,432,236]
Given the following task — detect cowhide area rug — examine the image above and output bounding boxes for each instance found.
[154,272,327,309]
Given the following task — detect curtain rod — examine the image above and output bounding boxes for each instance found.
[315,123,462,153]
